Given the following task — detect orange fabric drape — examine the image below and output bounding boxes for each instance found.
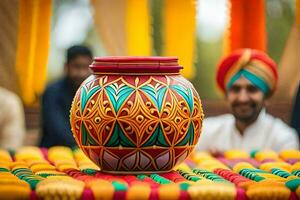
[91,0,127,55]
[227,0,266,53]
[162,0,197,79]
[15,0,52,105]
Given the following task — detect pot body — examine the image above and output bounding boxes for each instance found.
[70,57,203,173]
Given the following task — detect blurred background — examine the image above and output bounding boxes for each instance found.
[0,0,299,145]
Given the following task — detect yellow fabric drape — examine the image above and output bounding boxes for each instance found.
[15,0,52,105]
[222,0,231,56]
[126,0,152,56]
[91,0,127,55]
[162,0,197,79]
[92,0,151,56]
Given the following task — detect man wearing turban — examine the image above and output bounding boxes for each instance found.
[196,49,299,153]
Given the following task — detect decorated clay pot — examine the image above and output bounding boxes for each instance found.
[70,57,204,173]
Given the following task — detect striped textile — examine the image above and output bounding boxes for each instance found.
[216,49,278,97]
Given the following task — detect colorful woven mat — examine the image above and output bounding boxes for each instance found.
[1,147,300,200]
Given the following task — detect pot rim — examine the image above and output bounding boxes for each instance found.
[90,56,183,73]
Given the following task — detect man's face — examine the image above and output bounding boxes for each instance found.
[66,55,93,88]
[226,76,265,124]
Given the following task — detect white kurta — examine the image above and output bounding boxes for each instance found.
[0,87,25,149]
[196,109,299,152]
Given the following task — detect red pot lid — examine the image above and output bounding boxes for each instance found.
[90,56,182,73]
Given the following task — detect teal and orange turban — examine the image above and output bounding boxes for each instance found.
[216,49,278,97]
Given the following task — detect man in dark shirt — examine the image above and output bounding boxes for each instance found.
[40,45,93,147]
[291,84,300,141]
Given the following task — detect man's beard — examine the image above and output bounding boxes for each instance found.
[231,101,262,124]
